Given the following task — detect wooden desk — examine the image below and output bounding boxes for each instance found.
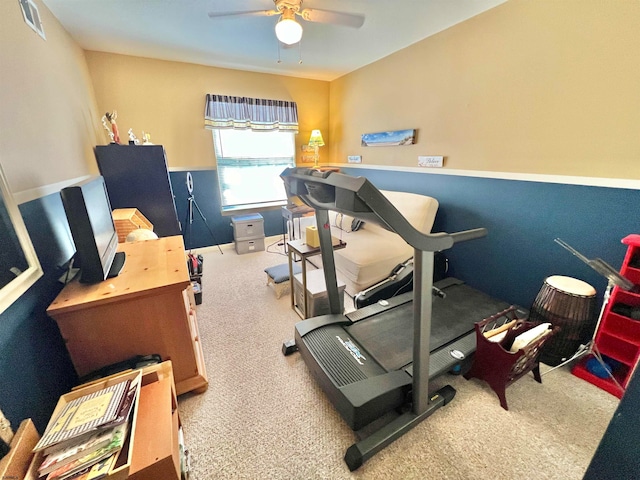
[47,236,207,396]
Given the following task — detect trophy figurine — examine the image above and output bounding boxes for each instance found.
[128,128,140,145]
[104,111,120,143]
[101,115,115,143]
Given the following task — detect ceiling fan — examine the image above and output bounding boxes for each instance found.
[207,0,365,45]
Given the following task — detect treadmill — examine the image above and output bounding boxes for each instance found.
[280,167,509,471]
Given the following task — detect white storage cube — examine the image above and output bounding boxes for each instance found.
[235,237,265,255]
[231,213,264,241]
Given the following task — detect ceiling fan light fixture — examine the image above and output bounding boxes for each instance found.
[275,10,302,45]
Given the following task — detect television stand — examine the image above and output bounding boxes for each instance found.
[47,236,208,395]
[107,251,126,278]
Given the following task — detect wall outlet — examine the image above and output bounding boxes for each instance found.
[418,156,444,167]
[347,155,362,163]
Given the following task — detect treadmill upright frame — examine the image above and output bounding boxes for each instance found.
[413,249,434,415]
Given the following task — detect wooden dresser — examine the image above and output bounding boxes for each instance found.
[47,236,207,396]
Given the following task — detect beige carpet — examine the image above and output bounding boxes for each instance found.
[178,236,618,479]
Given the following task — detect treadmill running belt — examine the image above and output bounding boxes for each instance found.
[344,283,509,372]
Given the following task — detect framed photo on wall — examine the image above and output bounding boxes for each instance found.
[361,129,416,147]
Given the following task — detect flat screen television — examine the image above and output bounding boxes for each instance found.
[60,176,125,283]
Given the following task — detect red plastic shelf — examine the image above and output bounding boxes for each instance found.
[571,236,640,396]
[572,355,626,398]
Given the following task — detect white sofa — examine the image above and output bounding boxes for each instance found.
[327,190,439,295]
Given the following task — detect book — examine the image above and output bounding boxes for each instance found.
[57,470,90,480]
[37,411,133,478]
[42,375,141,456]
[38,426,116,475]
[34,379,131,453]
[45,422,128,480]
[95,378,138,431]
[51,452,117,480]
[85,453,118,480]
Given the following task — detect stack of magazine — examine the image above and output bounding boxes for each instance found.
[33,375,140,480]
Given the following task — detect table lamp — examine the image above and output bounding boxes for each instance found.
[308,129,325,168]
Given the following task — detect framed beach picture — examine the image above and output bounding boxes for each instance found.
[361,129,416,147]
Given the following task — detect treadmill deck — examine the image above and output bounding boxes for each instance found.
[345,280,510,372]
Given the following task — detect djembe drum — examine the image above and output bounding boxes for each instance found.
[529,275,597,366]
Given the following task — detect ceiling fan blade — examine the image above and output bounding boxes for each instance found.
[299,8,365,28]
[207,10,279,19]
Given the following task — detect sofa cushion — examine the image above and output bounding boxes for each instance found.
[334,226,413,293]
[380,190,438,234]
[328,190,439,295]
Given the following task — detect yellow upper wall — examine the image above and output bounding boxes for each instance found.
[0,0,102,193]
[330,0,640,179]
[4,0,639,196]
[85,52,329,169]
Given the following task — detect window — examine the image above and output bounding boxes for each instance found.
[213,129,295,211]
[205,94,298,211]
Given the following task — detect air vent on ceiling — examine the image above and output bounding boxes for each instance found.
[19,0,46,40]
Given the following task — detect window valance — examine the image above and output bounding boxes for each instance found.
[204,94,298,132]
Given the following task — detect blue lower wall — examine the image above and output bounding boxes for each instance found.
[2,165,637,436]
[0,193,77,433]
[170,167,639,310]
[169,170,286,250]
[340,167,640,310]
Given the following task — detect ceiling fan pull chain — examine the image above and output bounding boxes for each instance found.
[277,41,282,64]
[298,40,303,64]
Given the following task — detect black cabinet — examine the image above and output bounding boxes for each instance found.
[95,144,181,237]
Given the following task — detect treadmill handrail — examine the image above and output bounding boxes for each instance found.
[281,167,486,252]
[450,228,487,244]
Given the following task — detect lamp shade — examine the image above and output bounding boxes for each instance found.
[308,129,325,147]
[275,17,303,45]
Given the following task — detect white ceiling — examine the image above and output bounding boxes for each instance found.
[42,0,507,81]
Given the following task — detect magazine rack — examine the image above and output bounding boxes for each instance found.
[464,306,560,410]
[32,361,184,480]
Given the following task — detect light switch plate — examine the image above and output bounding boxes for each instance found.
[418,156,444,167]
[347,155,362,163]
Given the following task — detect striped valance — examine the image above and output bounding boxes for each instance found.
[204,94,298,132]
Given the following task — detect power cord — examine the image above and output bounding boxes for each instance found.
[58,255,79,284]
[266,237,287,256]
